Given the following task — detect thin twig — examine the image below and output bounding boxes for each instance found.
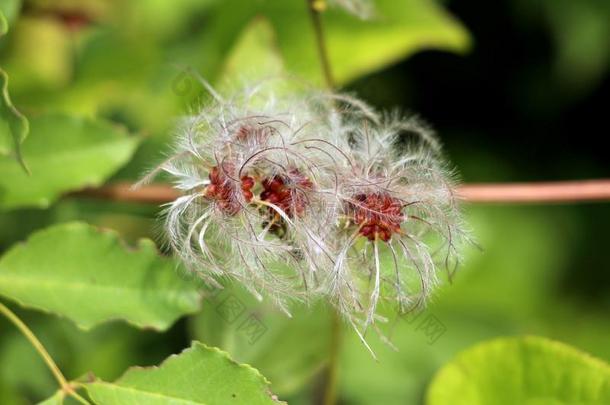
[307,0,336,89]
[71,183,181,204]
[72,179,610,205]
[0,302,69,389]
[0,302,91,404]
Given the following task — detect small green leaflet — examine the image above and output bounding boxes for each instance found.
[86,342,284,405]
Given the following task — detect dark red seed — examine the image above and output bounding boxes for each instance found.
[260,169,313,218]
[348,193,404,242]
[205,166,255,214]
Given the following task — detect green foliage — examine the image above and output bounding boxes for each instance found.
[426,336,610,405]
[190,282,331,396]
[0,69,28,173]
[0,222,201,330]
[85,342,283,405]
[0,1,607,404]
[0,115,139,210]
[0,311,194,403]
[0,0,471,184]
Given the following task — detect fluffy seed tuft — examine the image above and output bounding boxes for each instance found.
[142,80,470,350]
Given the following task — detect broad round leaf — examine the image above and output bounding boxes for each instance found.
[86,341,284,404]
[0,222,201,330]
[426,336,610,405]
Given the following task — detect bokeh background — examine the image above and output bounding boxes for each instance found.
[1,0,608,404]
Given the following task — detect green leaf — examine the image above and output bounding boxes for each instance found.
[37,391,64,405]
[0,222,201,330]
[85,341,283,405]
[0,114,140,210]
[0,309,199,403]
[0,68,29,173]
[426,336,610,405]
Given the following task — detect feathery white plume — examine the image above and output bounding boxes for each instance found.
[143,80,468,350]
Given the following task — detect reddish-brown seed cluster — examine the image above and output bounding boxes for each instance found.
[260,169,314,218]
[348,193,404,242]
[205,166,254,215]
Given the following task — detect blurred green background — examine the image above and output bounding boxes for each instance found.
[0,0,609,404]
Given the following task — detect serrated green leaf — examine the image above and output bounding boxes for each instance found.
[0,114,140,210]
[426,336,610,405]
[0,222,201,330]
[0,68,29,173]
[86,341,283,405]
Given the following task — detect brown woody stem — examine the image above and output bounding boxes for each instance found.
[72,179,610,205]
[457,179,610,203]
